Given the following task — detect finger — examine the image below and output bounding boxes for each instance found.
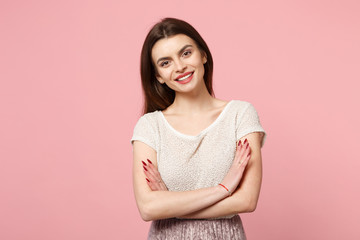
[144,159,166,190]
[144,171,162,192]
[241,148,251,166]
[145,171,163,191]
[148,181,161,191]
[234,144,251,167]
[146,165,163,185]
[143,166,160,186]
[143,167,154,181]
[146,161,160,178]
[144,164,156,178]
[240,152,251,168]
[234,140,244,163]
[234,140,247,164]
[143,160,159,180]
[159,182,168,191]
[236,139,242,151]
[238,146,250,163]
[145,159,162,178]
[146,178,158,191]
[243,143,252,160]
[143,165,164,190]
[247,146,251,157]
[237,139,245,152]
[239,141,250,159]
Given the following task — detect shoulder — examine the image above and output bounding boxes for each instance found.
[138,110,159,122]
[230,100,253,111]
[134,110,160,130]
[230,100,264,121]
[213,99,250,111]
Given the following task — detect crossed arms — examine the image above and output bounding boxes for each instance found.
[132,132,264,221]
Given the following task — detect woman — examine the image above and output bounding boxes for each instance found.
[130,17,266,239]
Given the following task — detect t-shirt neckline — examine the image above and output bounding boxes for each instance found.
[159,100,234,139]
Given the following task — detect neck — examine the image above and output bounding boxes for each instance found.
[168,84,216,114]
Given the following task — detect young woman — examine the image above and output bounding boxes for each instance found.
[130,17,267,239]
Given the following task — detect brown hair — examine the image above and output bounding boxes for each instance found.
[140,17,215,114]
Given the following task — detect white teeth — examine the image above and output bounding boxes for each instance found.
[177,72,193,81]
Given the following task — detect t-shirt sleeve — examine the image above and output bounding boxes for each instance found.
[130,115,158,152]
[236,102,267,148]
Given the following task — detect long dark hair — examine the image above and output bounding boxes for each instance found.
[140,17,215,114]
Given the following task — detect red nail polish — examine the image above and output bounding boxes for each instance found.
[238,140,242,146]
[142,161,147,166]
[147,159,152,164]
[146,178,150,182]
[244,139,248,144]
[143,166,148,171]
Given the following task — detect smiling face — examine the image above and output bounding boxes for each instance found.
[151,34,207,93]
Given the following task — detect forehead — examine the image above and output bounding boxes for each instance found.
[151,34,197,61]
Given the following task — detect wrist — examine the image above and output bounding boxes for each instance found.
[218,183,232,197]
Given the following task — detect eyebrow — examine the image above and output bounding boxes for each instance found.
[156,44,193,64]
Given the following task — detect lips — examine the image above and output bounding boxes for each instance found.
[175,71,194,81]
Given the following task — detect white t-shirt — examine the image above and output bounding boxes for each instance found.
[130,100,267,219]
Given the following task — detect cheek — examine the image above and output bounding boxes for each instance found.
[197,63,206,77]
[158,68,172,79]
[191,55,204,68]
[196,60,205,71]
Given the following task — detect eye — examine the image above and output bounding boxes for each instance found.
[182,50,192,57]
[160,60,169,67]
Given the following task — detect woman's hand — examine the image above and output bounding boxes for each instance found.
[141,139,250,193]
[142,159,168,191]
[220,139,251,194]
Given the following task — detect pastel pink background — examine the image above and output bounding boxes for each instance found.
[1,0,359,239]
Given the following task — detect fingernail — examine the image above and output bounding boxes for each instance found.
[146,178,150,182]
[238,140,242,146]
[244,139,248,144]
[147,159,152,164]
[142,161,147,166]
[247,152,251,157]
[143,166,148,171]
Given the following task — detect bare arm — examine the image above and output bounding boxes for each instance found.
[146,132,264,219]
[132,136,250,221]
[179,132,263,219]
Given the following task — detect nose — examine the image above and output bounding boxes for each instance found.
[174,59,186,72]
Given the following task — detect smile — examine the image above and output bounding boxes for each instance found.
[176,72,194,81]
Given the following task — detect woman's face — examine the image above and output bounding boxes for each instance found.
[151,34,207,93]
